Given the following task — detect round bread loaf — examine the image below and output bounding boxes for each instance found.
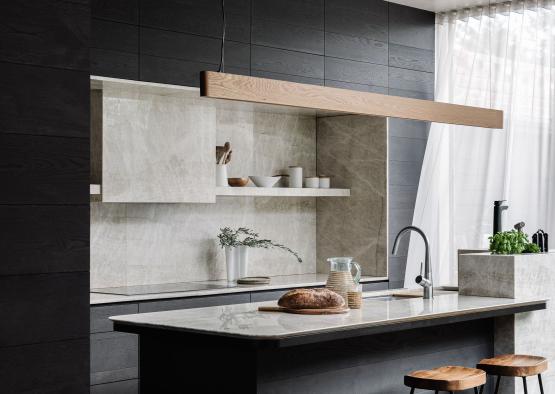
[278,288,345,309]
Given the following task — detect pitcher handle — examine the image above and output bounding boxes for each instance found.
[351,262,361,285]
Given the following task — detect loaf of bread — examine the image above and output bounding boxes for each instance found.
[278,288,345,309]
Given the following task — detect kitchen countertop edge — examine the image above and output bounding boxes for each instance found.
[90,274,389,305]
[110,295,548,343]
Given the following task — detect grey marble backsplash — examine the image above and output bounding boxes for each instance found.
[91,90,387,288]
[92,93,318,288]
[316,115,388,277]
[91,198,316,288]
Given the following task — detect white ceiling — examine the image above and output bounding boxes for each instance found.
[386,0,503,13]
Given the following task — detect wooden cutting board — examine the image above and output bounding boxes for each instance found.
[258,306,349,315]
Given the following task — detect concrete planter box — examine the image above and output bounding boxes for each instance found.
[459,252,554,394]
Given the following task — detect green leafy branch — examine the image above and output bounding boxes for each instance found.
[489,230,540,254]
[217,227,302,262]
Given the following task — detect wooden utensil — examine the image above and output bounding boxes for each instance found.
[216,145,225,164]
[219,142,231,164]
[258,306,349,315]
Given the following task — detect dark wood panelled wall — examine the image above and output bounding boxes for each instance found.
[0,1,90,392]
[1,1,433,391]
[91,0,435,288]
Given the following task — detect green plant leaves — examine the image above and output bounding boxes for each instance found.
[217,227,303,262]
[488,230,540,254]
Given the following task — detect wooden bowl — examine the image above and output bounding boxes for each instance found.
[228,177,249,187]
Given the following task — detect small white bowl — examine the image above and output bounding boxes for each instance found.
[249,176,281,188]
[304,177,320,188]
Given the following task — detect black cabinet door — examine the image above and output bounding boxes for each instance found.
[91,303,139,334]
[90,332,139,386]
[362,281,389,292]
[250,289,290,303]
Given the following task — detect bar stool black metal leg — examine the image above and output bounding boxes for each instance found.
[539,374,545,394]
[474,387,479,394]
[522,376,528,394]
[494,375,501,394]
[409,388,414,394]
[479,384,484,394]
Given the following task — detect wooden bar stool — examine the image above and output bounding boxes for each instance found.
[477,354,547,394]
[405,366,486,393]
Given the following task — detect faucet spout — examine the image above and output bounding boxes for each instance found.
[391,226,433,299]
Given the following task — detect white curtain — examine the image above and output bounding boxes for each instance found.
[405,1,555,287]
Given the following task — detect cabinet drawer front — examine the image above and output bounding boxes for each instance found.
[138,292,250,313]
[250,289,289,303]
[362,281,389,292]
[91,379,138,394]
[91,303,138,333]
[90,332,138,385]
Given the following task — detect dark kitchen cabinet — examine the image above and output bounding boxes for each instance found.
[91,303,139,334]
[90,292,250,391]
[89,281,389,391]
[90,331,139,385]
[138,292,250,313]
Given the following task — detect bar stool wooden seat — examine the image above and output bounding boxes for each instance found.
[477,354,547,394]
[405,366,486,393]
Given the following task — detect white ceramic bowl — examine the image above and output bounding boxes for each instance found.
[249,176,281,188]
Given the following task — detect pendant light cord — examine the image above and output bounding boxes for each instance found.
[218,0,226,72]
[489,0,492,109]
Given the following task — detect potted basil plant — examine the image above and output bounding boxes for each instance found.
[218,227,302,281]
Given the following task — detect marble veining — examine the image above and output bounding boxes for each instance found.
[102,87,216,203]
[92,90,318,288]
[317,115,388,277]
[110,294,546,340]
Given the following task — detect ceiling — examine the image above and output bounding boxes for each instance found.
[386,0,503,13]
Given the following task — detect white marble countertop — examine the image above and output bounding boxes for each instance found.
[90,274,388,305]
[110,293,547,341]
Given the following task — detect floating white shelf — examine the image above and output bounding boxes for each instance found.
[216,187,350,197]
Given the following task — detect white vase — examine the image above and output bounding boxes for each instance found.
[216,164,228,187]
[225,246,238,282]
[237,245,249,278]
[288,166,303,188]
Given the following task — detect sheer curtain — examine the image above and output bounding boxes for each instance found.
[405,1,555,287]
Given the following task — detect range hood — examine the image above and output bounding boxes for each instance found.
[200,71,503,129]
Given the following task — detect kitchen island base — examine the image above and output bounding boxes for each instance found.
[122,319,495,393]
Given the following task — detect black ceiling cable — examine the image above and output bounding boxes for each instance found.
[218,0,226,72]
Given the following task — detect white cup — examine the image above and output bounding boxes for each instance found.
[288,166,303,188]
[216,164,228,187]
[304,177,319,188]
[319,176,330,188]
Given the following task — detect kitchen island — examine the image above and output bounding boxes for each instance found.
[112,294,546,393]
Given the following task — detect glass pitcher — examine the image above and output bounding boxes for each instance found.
[325,257,361,302]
